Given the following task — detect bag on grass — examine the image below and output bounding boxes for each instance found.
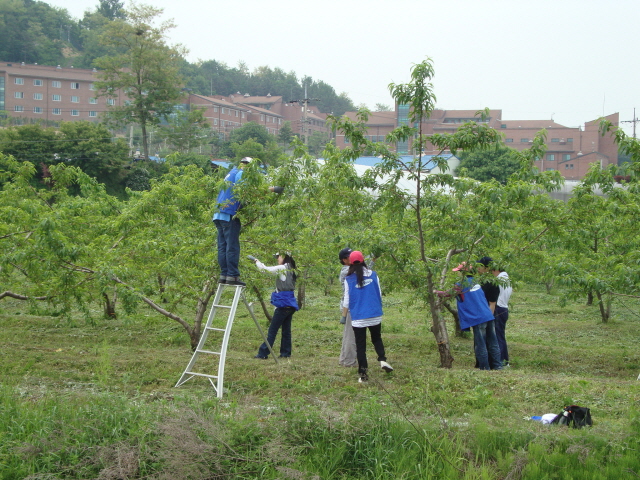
[551,405,592,428]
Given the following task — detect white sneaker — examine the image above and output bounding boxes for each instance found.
[358,373,369,383]
[380,361,393,373]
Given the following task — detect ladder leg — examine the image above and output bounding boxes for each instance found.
[243,294,278,363]
[175,284,226,388]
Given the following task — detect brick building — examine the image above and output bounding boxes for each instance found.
[335,107,620,180]
[0,62,123,124]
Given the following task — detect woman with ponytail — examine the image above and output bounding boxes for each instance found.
[251,252,298,360]
[342,251,393,383]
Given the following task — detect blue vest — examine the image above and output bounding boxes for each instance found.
[456,276,494,329]
[215,167,242,216]
[346,271,383,320]
[271,290,299,310]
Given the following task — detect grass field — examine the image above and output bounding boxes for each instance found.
[1,282,639,479]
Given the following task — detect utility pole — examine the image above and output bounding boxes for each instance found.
[621,108,639,138]
[289,84,320,146]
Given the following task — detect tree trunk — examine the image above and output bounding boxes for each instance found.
[586,290,593,306]
[297,281,306,309]
[252,285,272,323]
[191,280,216,350]
[158,274,167,303]
[443,302,465,337]
[141,122,150,161]
[427,270,454,368]
[103,291,117,319]
[594,289,610,323]
[545,280,554,294]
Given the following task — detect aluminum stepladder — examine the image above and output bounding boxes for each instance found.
[174,283,277,398]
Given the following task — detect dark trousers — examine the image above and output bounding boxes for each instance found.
[214,217,241,278]
[472,320,502,370]
[257,307,295,358]
[494,306,509,363]
[353,323,386,375]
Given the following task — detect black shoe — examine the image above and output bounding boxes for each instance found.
[278,355,290,358]
[227,277,246,286]
[254,355,267,359]
[218,277,227,284]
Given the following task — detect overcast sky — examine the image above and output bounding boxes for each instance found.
[50,0,640,135]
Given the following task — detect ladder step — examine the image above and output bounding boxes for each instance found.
[213,304,232,309]
[196,349,221,355]
[186,371,219,379]
[205,327,226,332]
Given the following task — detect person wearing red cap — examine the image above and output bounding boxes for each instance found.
[342,251,393,383]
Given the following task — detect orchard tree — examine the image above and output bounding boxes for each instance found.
[455,144,521,184]
[158,107,211,154]
[94,3,187,161]
[277,121,294,148]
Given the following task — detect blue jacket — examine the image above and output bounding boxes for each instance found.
[456,276,494,329]
[346,271,383,320]
[215,167,242,217]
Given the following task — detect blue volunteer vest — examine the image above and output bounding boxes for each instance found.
[215,167,242,216]
[456,276,494,329]
[346,271,383,320]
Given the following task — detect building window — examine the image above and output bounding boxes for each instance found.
[242,112,245,119]
[260,114,265,121]
[344,136,350,144]
[214,106,219,113]
[33,106,42,113]
[278,118,281,124]
[214,118,218,126]
[52,108,61,115]
[562,154,570,161]
[565,164,574,169]
[71,82,80,89]
[71,96,79,103]
[551,138,560,142]
[520,138,529,143]
[52,94,61,101]
[52,80,61,88]
[567,138,573,143]
[71,109,79,116]
[89,111,97,117]
[14,92,24,98]
[235,110,238,117]
[14,78,24,85]
[505,138,513,143]
[547,154,555,161]
[501,124,507,129]
[33,93,43,100]
[33,79,43,86]
[89,97,97,104]
[107,99,115,106]
[89,83,95,90]
[14,105,24,112]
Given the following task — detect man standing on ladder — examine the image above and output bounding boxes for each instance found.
[213,157,283,287]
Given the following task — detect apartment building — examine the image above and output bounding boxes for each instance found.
[335,107,620,180]
[0,62,122,124]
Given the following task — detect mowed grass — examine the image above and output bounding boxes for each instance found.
[1,282,640,479]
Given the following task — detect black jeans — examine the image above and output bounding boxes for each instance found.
[257,307,295,358]
[353,323,386,375]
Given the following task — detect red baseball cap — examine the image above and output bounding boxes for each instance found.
[349,251,365,264]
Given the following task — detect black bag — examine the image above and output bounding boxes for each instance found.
[551,405,593,428]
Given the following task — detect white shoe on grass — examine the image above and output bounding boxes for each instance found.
[380,361,393,373]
